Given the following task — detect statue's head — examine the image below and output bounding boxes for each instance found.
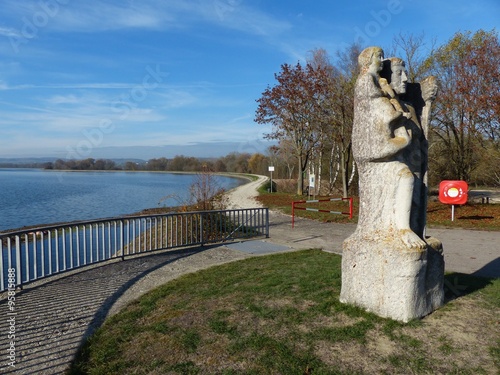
[358,46,384,74]
[383,57,408,95]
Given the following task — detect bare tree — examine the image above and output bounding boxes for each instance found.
[271,140,297,179]
[189,165,228,211]
[391,31,435,83]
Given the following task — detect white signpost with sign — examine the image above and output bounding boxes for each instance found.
[268,166,274,193]
[309,174,315,198]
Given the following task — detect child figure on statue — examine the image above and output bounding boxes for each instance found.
[364,47,411,119]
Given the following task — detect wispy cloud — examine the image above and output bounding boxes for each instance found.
[3,0,291,37]
[0,26,21,38]
[50,2,166,32]
[0,83,129,90]
[193,1,292,36]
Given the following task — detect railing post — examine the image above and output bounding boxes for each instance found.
[265,208,270,238]
[0,243,4,291]
[200,212,204,246]
[62,228,67,271]
[15,236,22,287]
[121,219,125,260]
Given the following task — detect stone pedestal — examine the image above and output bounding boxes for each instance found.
[340,234,445,322]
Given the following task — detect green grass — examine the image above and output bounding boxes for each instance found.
[69,250,499,375]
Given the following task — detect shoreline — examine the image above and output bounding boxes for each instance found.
[42,169,257,191]
[0,173,265,234]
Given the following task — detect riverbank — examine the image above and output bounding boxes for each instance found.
[0,169,247,232]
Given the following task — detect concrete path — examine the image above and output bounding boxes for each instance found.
[426,227,500,278]
[265,211,500,278]
[0,210,498,374]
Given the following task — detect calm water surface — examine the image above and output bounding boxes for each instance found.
[0,169,244,232]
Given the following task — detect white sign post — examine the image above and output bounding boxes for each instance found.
[309,174,315,198]
[268,166,274,193]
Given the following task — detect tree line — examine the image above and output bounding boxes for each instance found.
[255,29,500,195]
[42,152,271,175]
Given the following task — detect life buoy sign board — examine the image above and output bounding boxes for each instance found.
[439,180,468,205]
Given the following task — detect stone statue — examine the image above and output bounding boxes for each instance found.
[340,47,444,322]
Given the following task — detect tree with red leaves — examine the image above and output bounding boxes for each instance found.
[255,62,331,195]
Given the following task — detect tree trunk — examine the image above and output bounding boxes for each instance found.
[317,149,323,195]
[329,143,339,193]
[341,149,348,198]
[297,155,304,195]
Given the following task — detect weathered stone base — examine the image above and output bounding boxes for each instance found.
[340,235,444,322]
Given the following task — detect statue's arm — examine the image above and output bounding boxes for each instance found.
[419,76,438,139]
[354,104,410,162]
[371,117,411,161]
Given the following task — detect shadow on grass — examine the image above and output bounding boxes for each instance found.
[443,272,497,303]
[458,215,495,220]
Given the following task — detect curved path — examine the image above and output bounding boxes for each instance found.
[225,175,266,209]
[1,175,498,373]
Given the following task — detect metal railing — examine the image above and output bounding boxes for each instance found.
[0,208,269,291]
[291,197,353,228]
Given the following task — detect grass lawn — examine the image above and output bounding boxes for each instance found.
[70,250,499,374]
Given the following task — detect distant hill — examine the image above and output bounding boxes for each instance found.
[0,157,57,164]
[0,140,273,165]
[0,158,146,168]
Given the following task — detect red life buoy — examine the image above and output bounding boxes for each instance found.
[438,180,468,205]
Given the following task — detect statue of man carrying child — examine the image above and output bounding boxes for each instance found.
[340,47,444,322]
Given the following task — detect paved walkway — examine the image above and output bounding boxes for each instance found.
[266,211,500,279]
[0,211,498,374]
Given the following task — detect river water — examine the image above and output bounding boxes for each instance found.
[0,169,245,232]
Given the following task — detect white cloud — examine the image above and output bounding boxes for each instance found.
[45,94,80,105]
[0,26,21,38]
[51,2,165,32]
[3,0,291,38]
[194,1,292,36]
[0,83,163,90]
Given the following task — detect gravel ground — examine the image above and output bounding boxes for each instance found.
[225,175,267,209]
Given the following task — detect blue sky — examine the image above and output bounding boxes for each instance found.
[0,0,498,160]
